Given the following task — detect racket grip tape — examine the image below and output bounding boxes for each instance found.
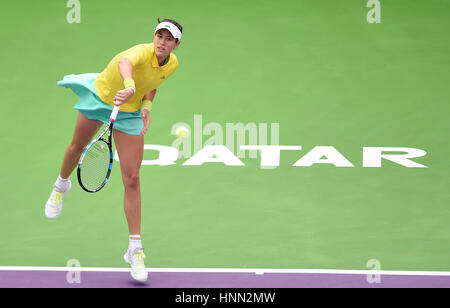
[110,105,120,122]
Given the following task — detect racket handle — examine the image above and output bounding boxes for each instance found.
[110,104,120,122]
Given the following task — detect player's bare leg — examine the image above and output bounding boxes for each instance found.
[45,112,103,219]
[60,112,104,179]
[113,129,144,235]
[113,129,147,283]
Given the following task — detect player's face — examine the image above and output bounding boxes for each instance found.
[154,29,180,58]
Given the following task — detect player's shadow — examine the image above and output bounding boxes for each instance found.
[125,279,150,288]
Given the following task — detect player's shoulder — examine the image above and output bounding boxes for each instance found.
[123,43,153,55]
[130,43,153,52]
[122,43,153,63]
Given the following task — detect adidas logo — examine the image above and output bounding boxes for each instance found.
[160,75,166,79]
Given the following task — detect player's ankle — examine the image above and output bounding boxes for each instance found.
[54,175,71,192]
[128,234,142,251]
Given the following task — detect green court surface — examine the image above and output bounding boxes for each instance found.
[0,0,449,272]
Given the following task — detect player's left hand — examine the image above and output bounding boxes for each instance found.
[141,109,151,135]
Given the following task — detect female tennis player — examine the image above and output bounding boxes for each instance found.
[44,18,182,283]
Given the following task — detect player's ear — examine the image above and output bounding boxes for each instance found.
[174,40,181,49]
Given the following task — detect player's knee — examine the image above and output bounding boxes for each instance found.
[68,142,86,155]
[122,172,140,190]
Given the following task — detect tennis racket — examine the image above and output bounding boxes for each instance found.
[77,105,120,193]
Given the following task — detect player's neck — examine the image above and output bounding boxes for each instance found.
[157,55,169,66]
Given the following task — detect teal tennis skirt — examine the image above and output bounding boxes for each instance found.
[57,73,143,135]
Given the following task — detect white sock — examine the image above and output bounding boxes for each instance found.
[54,175,70,192]
[128,235,142,252]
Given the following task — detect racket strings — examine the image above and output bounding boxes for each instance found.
[79,138,111,191]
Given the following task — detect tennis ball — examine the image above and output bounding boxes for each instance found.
[175,126,189,139]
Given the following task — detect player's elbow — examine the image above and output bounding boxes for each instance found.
[118,58,133,74]
[119,57,132,66]
[144,89,157,101]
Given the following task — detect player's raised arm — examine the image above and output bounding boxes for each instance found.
[114,58,135,105]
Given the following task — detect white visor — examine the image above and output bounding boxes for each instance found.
[154,21,182,41]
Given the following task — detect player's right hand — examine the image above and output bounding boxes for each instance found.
[114,88,135,105]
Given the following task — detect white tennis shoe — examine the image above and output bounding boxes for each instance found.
[124,247,148,283]
[45,180,72,219]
